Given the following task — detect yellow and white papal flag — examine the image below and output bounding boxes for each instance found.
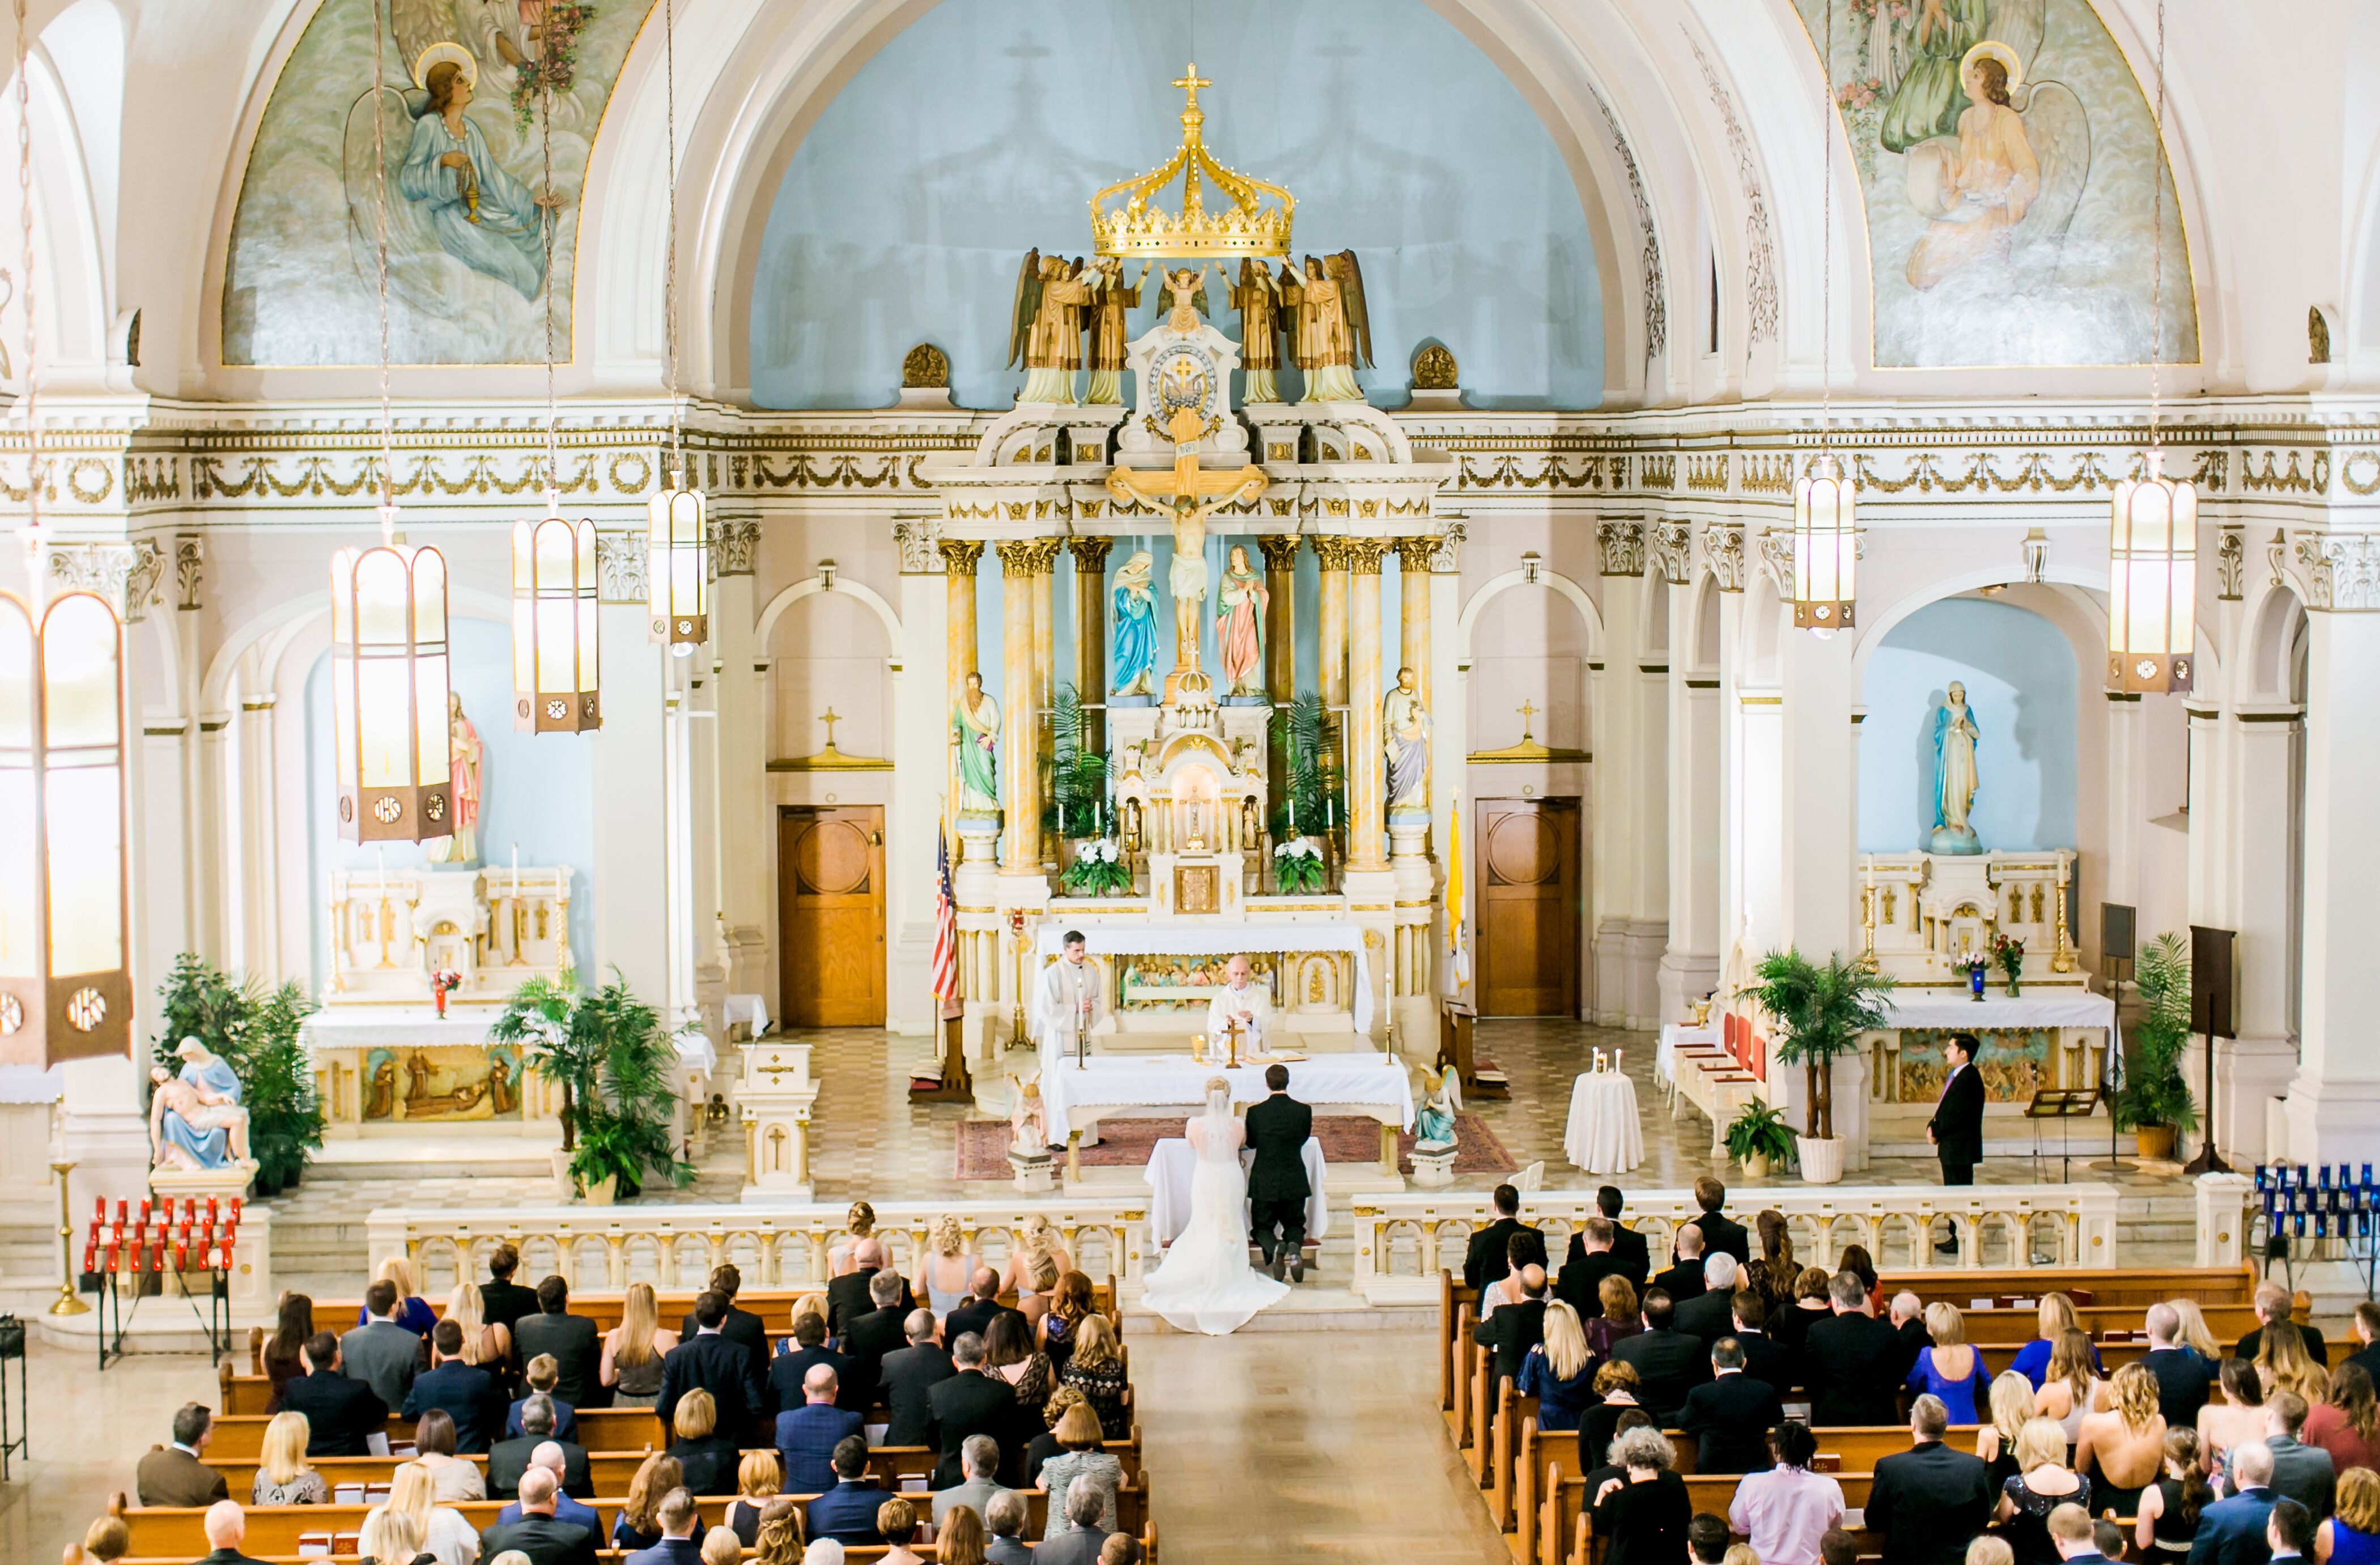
[1445,790,1471,999]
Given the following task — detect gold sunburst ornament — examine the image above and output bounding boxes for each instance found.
[1090,66,1292,259]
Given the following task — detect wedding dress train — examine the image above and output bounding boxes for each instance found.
[1138,1086,1290,1335]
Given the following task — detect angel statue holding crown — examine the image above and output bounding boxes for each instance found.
[1280,252,1371,403]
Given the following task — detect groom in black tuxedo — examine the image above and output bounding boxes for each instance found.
[1245,1063,1313,1282]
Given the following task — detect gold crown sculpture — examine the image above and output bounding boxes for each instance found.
[1090,65,1293,260]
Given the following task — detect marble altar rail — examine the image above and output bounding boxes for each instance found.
[1346,1183,2122,1304]
[365,1198,1152,1294]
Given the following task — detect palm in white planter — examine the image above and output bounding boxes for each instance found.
[1738,949,1896,1185]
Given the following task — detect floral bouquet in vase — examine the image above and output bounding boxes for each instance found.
[1062,839,1132,896]
[1992,933,2025,997]
[430,968,464,1019]
[1273,837,1326,895]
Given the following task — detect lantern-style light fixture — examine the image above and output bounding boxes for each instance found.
[0,590,132,1065]
[648,483,709,655]
[2107,452,2195,693]
[330,541,454,841]
[512,512,600,730]
[1792,454,1857,632]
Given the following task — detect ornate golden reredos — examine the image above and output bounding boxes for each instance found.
[1090,65,1293,260]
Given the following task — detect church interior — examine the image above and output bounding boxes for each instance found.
[1,0,2376,1558]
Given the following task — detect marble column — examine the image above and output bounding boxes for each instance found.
[709,515,768,1004]
[1032,546,1058,865]
[590,534,670,1008]
[995,541,1043,871]
[1345,539,1389,873]
[1315,538,1352,710]
[1395,536,1435,707]
[1071,536,1113,756]
[938,539,984,858]
[1259,535,1299,840]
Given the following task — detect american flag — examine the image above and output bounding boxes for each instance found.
[930,824,959,1017]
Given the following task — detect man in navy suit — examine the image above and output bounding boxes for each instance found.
[776,1364,864,1493]
[623,1487,706,1565]
[2047,1501,2111,1565]
[768,1312,854,1417]
[657,1290,764,1434]
[1867,1395,1996,1565]
[679,1264,769,1384]
[403,1319,505,1452]
[1930,1033,1987,1253]
[494,1440,602,1533]
[2188,1440,2280,1565]
[2266,1498,2317,1565]
[281,1332,388,1457]
[478,1468,599,1565]
[1676,1338,1782,1474]
[807,1435,892,1545]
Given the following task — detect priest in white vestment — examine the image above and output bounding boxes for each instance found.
[1032,930,1104,1078]
[1204,955,1272,1057]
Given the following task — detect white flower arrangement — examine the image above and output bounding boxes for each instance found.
[1272,835,1326,892]
[1062,837,1132,895]
[1273,837,1322,861]
[1075,838,1121,865]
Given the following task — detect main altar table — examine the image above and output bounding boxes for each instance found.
[1563,1072,1644,1175]
[1877,991,2115,1028]
[1039,1054,1414,1173]
[1033,920,1376,1035]
[1143,1136,1328,1246]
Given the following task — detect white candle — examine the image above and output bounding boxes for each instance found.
[1614,1049,1624,1073]
[512,841,520,881]
[376,844,386,891]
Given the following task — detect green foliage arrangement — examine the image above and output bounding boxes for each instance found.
[508,3,593,132]
[1737,947,1897,1141]
[1046,683,1112,841]
[152,955,326,1194]
[2113,932,2200,1136]
[1269,693,1345,847]
[490,970,693,1199]
[1724,1102,1798,1166]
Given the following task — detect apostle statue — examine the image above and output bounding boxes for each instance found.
[1031,930,1104,1075]
[1384,665,1431,810]
[1008,249,1093,405]
[1205,954,1270,1056]
[1280,250,1371,403]
[427,692,482,865]
[1928,680,1983,854]
[953,671,1001,814]
[1213,545,1267,699]
[1231,258,1285,402]
[1084,257,1148,406]
[150,1037,253,1172]
[1110,550,1158,699]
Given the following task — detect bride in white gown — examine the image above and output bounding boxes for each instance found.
[1139,1077,1291,1335]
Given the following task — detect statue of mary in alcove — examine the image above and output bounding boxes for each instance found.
[1927,681,1983,854]
[1110,550,1158,701]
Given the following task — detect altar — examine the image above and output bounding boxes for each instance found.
[299,1007,564,1134]
[1031,920,1374,1044]
[1038,1052,1414,1173]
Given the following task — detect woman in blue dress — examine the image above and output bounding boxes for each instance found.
[1110,550,1158,699]
[2008,1292,2103,1388]
[1518,1300,1597,1433]
[1905,1301,1994,1423]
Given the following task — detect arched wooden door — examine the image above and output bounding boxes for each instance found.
[1475,797,1580,1017]
[778,806,885,1027]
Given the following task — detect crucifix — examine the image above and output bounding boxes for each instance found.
[1221,1015,1246,1070]
[1105,406,1268,701]
[818,708,842,752]
[1516,699,1538,743]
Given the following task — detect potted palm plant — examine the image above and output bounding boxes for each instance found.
[492,971,694,1201]
[2113,931,2199,1163]
[1723,1102,1797,1179]
[1739,947,1896,1185]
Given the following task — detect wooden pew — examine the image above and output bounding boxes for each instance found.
[1540,1469,1880,1565]
[119,1524,1164,1565]
[1464,1345,1492,1482]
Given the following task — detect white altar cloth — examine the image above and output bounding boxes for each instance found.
[1563,1073,1644,1175]
[1877,990,2114,1028]
[1039,1053,1414,1137]
[1032,921,1374,1034]
[1143,1136,1328,1246]
[1656,1023,1719,1091]
[724,994,770,1036]
[299,1006,502,1053]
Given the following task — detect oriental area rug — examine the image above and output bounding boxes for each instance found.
[955,1112,1518,1181]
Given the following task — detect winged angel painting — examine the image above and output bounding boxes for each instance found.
[223,0,650,365]
[1796,0,2198,368]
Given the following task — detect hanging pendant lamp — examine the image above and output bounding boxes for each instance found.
[648,0,706,657]
[1794,0,1855,635]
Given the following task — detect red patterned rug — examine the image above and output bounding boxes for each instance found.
[954,1112,1516,1182]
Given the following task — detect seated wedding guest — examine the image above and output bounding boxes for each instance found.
[2203,1356,2275,1470]
[808,1436,892,1546]
[1993,1417,2092,1565]
[660,1291,766,1434]
[1838,1244,1884,1313]
[2077,1362,2171,1520]
[1098,1524,1142,1565]
[1033,1483,1112,1565]
[602,1284,676,1413]
[700,1523,744,1565]
[1977,1373,2037,1494]
[1519,1299,1598,1433]
[946,1269,1009,1347]
[930,1333,1021,1489]
[1000,1215,1075,1301]
[495,1442,601,1533]
[777,1364,863,1494]
[2134,1428,2213,1564]
[876,1496,926,1565]
[1824,1536,1861,1565]
[513,1276,601,1411]
[932,1435,1011,1527]
[1654,1225,1710,1302]
[1475,1264,1552,1389]
[916,1215,983,1323]
[726,1452,781,1547]
[404,1409,487,1502]
[750,1497,804,1565]
[1729,1421,1846,1565]
[613,1455,700,1553]
[388,1458,480,1565]
[1682,1338,1785,1475]
[2012,1295,2101,1389]
[1039,1270,1097,1376]
[342,1280,422,1414]
[1869,1394,1997,1565]
[1692,1175,1752,1264]
[802,1541,846,1565]
[771,1309,856,1417]
[883,1309,957,1445]
[356,1506,430,1565]
[1038,1399,1124,1539]
[840,1269,913,1410]
[1805,1271,1906,1428]
[2315,1467,2380,1565]
[1729,1290,1796,1401]
[985,1307,1056,1421]
[1674,1252,1742,1345]
[936,1505,990,1565]
[1908,1303,1996,1424]
[1892,1292,1933,1377]
[1753,1211,1800,1317]
[829,1237,913,1338]
[1061,1314,1130,1440]
[622,1486,705,1565]
[1593,1423,1694,1565]
[2303,1362,2380,1475]
[2267,1324,2337,1411]
[251,1411,328,1506]
[830,1202,878,1276]
[2172,1299,2228,1364]
[137,1402,231,1508]
[2190,1439,2279,1565]
[2143,1302,2220,1431]
[447,1281,512,1380]
[1484,1230,1547,1318]
[263,1294,314,1412]
[984,1490,1034,1565]
[182,1501,265,1565]
[283,1332,386,1458]
[1467,1183,1545,1291]
[1587,1275,1644,1363]
[492,1396,590,1500]
[2039,1505,2104,1565]
[2348,1305,2380,1393]
[2265,1390,2339,1519]
[1580,1409,1658,1550]
[478,1243,539,1336]
[1558,1217,1630,1318]
[1689,1511,1731,1565]
[1614,1287,1714,1424]
[405,1317,505,1453]
[1017,1252,1062,1329]
[65,1494,129,1565]
[1773,1266,1836,1367]
[357,1256,438,1337]
[668,1387,742,1496]
[2039,1329,2111,1442]
[2240,1284,2332,1371]
[1576,1360,1645,1467]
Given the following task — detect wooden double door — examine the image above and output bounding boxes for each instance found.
[1474,797,1581,1017]
[778,805,885,1027]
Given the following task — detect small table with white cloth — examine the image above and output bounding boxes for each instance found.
[1143,1136,1328,1248]
[1039,1053,1415,1173]
[1563,1071,1644,1174]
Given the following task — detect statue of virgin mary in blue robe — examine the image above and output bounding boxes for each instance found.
[152,1038,249,1170]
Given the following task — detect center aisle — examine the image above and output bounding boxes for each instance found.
[1130,1325,1510,1561]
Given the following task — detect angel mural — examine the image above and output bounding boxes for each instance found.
[1902,42,2068,291]
[1280,252,1372,403]
[394,45,552,299]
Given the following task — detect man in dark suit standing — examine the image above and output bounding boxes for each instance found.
[622,1488,706,1565]
[1613,1288,1715,1424]
[1689,1176,1750,1265]
[1652,1224,1710,1302]
[1867,1394,1996,1565]
[809,1436,894,1545]
[136,1403,232,1508]
[2140,1303,2217,1430]
[775,1364,864,1493]
[403,1319,505,1452]
[1472,1264,1550,1387]
[1930,1034,1987,1251]
[339,1279,422,1414]
[1677,1338,1783,1473]
[679,1264,768,1383]
[1600,1186,1654,1285]
[767,1311,853,1418]
[478,1243,541,1338]
[1675,1255,1745,1345]
[1556,1217,1630,1318]
[1246,1062,1314,1282]
[657,1290,766,1434]
[826,1236,914,1338]
[1804,1271,1907,1427]
[513,1276,602,1410]
[879,1309,955,1447]
[2186,1440,2278,1565]
[2345,1302,2380,1387]
[1724,1292,1796,1401]
[928,1333,1021,1488]
[477,1468,600,1565]
[840,1270,912,1409]
[281,1333,388,1457]
[1464,1184,1545,1291]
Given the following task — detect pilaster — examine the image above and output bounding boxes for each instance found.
[710,516,769,1005]
[1315,537,1352,710]
[1070,537,1113,755]
[1344,539,1389,873]
[589,536,669,1009]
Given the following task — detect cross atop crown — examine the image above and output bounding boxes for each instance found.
[1172,63,1212,107]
